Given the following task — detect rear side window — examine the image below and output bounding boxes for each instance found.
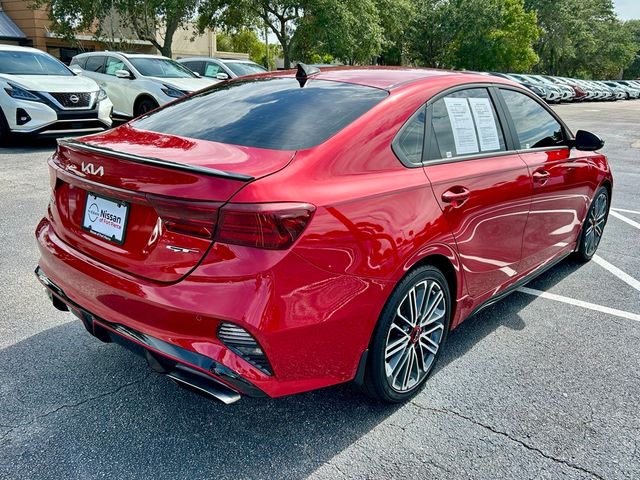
[70,56,86,68]
[182,61,203,75]
[84,55,105,73]
[429,88,506,160]
[132,78,388,150]
[393,107,426,164]
[500,89,564,149]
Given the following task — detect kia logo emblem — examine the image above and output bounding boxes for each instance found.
[81,162,104,176]
[69,94,80,104]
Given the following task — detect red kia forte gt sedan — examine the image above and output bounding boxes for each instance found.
[35,65,612,403]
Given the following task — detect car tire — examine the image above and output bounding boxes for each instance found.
[363,265,451,403]
[574,186,609,263]
[134,97,158,117]
[0,108,9,147]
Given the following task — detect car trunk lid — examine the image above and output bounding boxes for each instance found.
[47,125,295,282]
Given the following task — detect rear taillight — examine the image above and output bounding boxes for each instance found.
[216,202,315,250]
[148,197,314,249]
[148,196,222,239]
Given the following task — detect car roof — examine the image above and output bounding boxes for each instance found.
[178,57,259,64]
[0,44,48,54]
[224,59,260,64]
[76,51,170,60]
[268,66,484,90]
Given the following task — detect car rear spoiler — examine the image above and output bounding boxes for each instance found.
[57,138,254,182]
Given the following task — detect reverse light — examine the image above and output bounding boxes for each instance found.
[217,322,273,375]
[4,83,42,102]
[216,202,315,250]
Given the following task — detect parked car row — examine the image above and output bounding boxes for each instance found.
[0,45,268,145]
[489,72,640,103]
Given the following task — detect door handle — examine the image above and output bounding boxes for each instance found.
[532,170,550,184]
[441,187,470,206]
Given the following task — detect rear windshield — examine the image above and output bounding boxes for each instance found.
[132,77,388,150]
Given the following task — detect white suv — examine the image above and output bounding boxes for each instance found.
[70,52,218,119]
[178,57,267,80]
[0,45,112,146]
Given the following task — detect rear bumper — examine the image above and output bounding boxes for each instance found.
[35,217,388,398]
[35,266,265,401]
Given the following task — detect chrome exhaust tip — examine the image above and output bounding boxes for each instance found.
[167,364,241,405]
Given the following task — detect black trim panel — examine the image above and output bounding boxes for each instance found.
[57,138,254,182]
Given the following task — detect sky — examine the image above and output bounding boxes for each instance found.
[614,0,640,20]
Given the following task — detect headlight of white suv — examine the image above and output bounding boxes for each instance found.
[4,83,42,102]
[161,84,187,98]
[97,88,108,102]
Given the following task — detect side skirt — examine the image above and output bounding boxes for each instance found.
[466,251,572,320]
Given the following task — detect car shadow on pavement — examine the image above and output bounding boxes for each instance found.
[433,257,586,375]
[0,258,586,480]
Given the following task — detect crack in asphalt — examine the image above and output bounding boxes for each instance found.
[0,374,151,446]
[410,402,606,480]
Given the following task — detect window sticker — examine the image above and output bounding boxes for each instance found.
[444,97,479,155]
[468,97,501,151]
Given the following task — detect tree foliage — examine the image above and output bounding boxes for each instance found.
[408,0,539,72]
[292,0,384,65]
[623,20,640,79]
[32,0,640,78]
[30,0,199,57]
[525,0,636,78]
[217,29,281,69]
[198,0,305,68]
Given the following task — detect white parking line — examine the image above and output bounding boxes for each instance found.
[593,255,640,292]
[517,287,640,322]
[612,207,640,216]
[610,210,640,230]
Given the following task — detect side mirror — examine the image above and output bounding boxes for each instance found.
[69,65,83,74]
[574,130,604,151]
[216,72,230,80]
[193,72,202,78]
[115,69,131,79]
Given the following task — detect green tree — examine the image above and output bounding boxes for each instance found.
[30,0,199,57]
[408,0,538,72]
[293,0,384,65]
[199,0,306,69]
[217,29,280,69]
[622,20,640,79]
[407,0,454,67]
[374,0,415,65]
[200,0,394,68]
[526,0,637,78]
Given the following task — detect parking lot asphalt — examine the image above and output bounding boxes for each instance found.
[0,101,639,480]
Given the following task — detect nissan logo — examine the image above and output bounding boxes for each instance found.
[69,94,80,104]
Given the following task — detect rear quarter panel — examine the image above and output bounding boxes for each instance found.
[230,78,469,310]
